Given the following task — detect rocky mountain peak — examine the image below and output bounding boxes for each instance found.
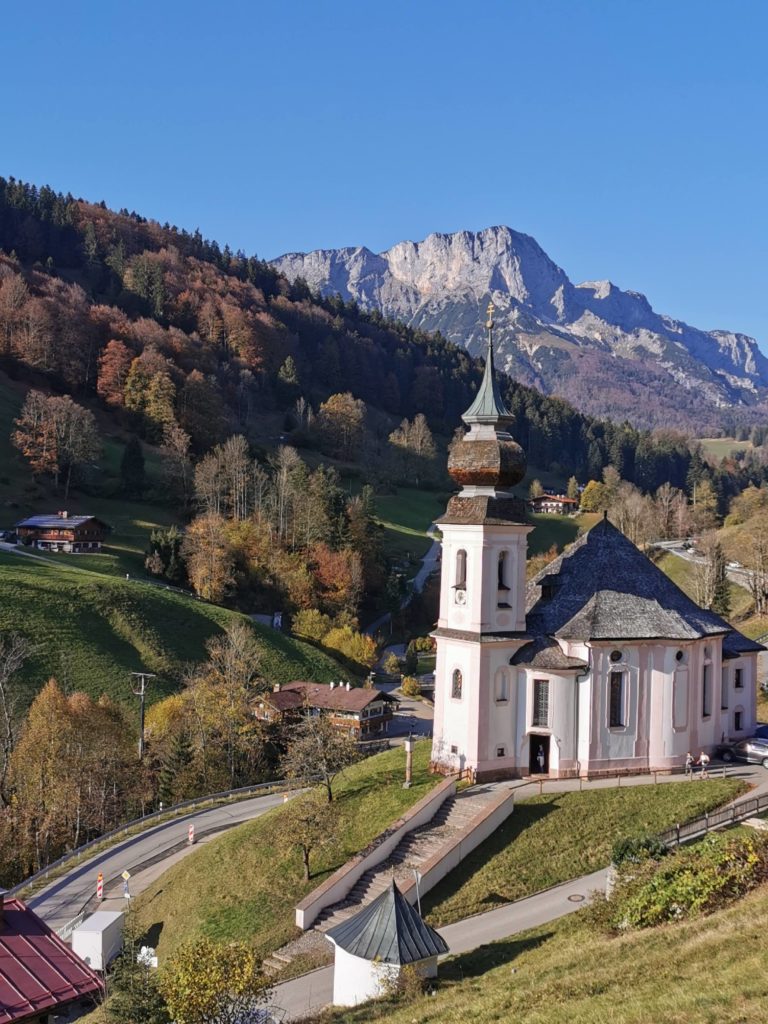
[270,227,768,432]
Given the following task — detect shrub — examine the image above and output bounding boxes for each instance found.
[403,648,418,675]
[401,676,421,697]
[322,625,377,669]
[292,608,332,642]
[383,652,401,676]
[611,834,668,865]
[607,832,768,931]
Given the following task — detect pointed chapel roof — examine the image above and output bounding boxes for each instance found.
[526,516,764,647]
[326,880,449,965]
[461,303,512,427]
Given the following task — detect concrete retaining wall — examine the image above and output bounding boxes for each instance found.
[295,777,456,930]
[400,784,517,904]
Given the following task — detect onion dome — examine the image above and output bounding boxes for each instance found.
[448,302,527,491]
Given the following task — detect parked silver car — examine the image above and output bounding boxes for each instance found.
[718,737,768,768]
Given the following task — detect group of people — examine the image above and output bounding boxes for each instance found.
[685,751,711,778]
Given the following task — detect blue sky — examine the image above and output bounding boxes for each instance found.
[2,0,767,342]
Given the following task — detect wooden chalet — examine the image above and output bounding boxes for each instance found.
[254,681,397,738]
[528,494,579,515]
[15,512,110,553]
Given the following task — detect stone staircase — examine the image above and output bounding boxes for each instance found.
[313,783,503,932]
[263,782,509,972]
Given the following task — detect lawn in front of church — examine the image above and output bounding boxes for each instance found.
[422,778,746,926]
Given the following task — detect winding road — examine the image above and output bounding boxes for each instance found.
[27,791,290,933]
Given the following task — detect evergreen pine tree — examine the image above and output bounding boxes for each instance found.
[158,732,193,807]
[106,928,169,1024]
[120,436,145,497]
[712,542,731,617]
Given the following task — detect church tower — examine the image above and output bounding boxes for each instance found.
[430,303,532,781]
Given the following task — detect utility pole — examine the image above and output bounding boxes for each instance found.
[130,671,156,759]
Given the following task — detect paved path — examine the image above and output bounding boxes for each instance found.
[271,867,607,1020]
[29,791,290,932]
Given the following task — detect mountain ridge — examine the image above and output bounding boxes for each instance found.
[271,225,768,431]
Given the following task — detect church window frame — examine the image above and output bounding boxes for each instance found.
[532,678,550,729]
[454,549,467,591]
[721,666,729,710]
[734,707,744,732]
[734,667,744,690]
[702,659,712,719]
[609,670,626,729]
[451,668,463,701]
[494,667,509,703]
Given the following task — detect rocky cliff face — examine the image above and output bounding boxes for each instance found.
[272,226,768,431]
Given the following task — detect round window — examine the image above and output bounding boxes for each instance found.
[675,650,685,662]
[610,650,623,663]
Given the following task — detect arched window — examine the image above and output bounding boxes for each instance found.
[452,669,463,700]
[455,549,467,590]
[494,668,509,702]
[498,551,508,590]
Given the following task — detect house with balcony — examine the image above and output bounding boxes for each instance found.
[254,681,397,738]
[15,512,110,553]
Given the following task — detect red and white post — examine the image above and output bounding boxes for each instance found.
[188,823,195,845]
[96,871,104,900]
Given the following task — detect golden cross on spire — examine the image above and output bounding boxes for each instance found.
[486,300,495,333]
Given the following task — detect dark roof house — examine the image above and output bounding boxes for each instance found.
[254,681,398,736]
[0,894,103,1023]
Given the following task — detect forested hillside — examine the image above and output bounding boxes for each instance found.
[2,174,768,625]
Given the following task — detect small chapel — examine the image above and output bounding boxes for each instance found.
[430,306,762,781]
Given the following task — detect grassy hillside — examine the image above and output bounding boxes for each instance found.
[698,436,753,461]
[0,551,346,707]
[132,741,439,963]
[654,550,753,620]
[318,880,768,1024]
[423,779,745,926]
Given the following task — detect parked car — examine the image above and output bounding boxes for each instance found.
[753,724,768,740]
[0,530,16,543]
[716,737,768,768]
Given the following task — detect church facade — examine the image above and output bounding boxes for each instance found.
[431,308,762,781]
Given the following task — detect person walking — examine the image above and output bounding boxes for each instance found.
[536,744,546,773]
[697,750,710,779]
[685,752,694,778]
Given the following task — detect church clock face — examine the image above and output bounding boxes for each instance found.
[454,589,467,606]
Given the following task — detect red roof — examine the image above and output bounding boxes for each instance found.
[0,898,103,1023]
[259,681,397,715]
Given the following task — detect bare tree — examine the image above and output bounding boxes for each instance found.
[0,634,32,804]
[280,711,360,803]
[277,791,340,881]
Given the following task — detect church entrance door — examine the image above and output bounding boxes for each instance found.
[529,735,550,775]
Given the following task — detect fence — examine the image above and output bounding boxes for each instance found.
[7,778,296,898]
[658,791,768,847]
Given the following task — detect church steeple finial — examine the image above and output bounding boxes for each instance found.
[461,299,512,427]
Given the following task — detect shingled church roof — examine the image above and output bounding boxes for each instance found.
[526,517,763,649]
[326,880,448,965]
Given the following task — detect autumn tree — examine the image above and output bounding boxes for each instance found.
[161,938,270,1024]
[388,414,437,485]
[566,476,580,501]
[694,533,730,615]
[529,478,544,499]
[161,422,193,505]
[13,391,101,497]
[280,712,360,803]
[97,339,134,406]
[181,513,234,603]
[278,791,340,881]
[318,392,366,460]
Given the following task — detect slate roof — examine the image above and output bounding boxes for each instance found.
[15,514,109,530]
[259,681,397,715]
[526,517,761,650]
[326,880,449,965]
[0,896,103,1022]
[511,636,587,671]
